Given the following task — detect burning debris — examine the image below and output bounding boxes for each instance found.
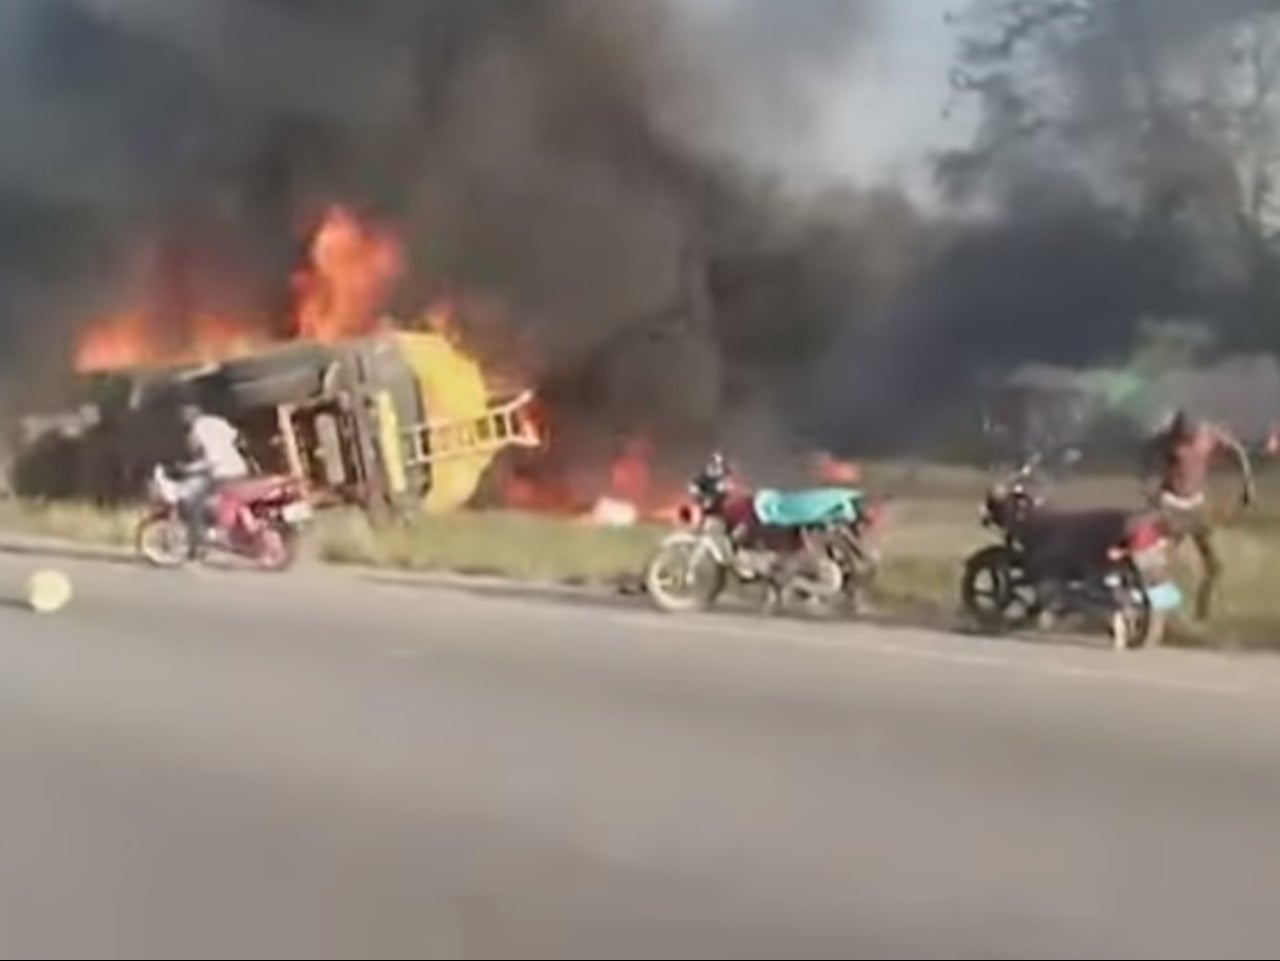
[18,203,757,526]
[16,204,545,516]
[12,0,1279,506]
[0,0,897,514]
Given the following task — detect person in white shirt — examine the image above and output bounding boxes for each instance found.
[179,404,249,558]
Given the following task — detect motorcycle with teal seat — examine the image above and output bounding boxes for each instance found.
[644,453,884,616]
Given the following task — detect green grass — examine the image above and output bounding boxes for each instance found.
[2,465,1279,648]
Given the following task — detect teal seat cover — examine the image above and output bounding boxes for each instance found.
[753,487,863,527]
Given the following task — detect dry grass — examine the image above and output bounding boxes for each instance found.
[311,509,657,584]
[0,500,142,548]
[0,501,659,584]
[1,460,1278,647]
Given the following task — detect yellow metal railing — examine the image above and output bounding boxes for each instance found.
[402,390,540,467]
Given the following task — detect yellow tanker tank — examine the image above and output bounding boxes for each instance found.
[371,328,539,514]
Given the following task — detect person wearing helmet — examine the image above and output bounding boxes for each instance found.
[1141,409,1255,620]
[178,403,249,559]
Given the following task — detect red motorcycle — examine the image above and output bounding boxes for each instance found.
[645,454,884,615]
[137,465,313,571]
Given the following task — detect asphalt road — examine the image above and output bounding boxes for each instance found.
[2,553,1280,959]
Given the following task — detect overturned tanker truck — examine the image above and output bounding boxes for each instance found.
[9,331,540,515]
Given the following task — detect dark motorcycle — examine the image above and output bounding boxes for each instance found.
[644,454,883,616]
[960,454,1182,649]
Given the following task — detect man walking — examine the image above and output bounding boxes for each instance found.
[1142,410,1255,621]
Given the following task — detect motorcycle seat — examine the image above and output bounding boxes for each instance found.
[1025,508,1134,543]
[1020,508,1143,577]
[753,487,862,527]
[222,475,298,504]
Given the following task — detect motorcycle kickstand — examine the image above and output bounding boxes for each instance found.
[758,581,784,617]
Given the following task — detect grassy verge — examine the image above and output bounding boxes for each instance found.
[311,509,658,584]
[0,500,142,548]
[2,484,1278,648]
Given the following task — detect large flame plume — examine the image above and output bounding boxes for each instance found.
[294,205,405,342]
[74,204,403,372]
[68,204,865,523]
[68,206,688,521]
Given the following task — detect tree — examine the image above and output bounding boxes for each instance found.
[941,0,1280,350]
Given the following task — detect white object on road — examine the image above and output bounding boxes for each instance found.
[25,569,73,614]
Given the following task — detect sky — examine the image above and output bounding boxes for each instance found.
[736,0,968,199]
[814,0,966,190]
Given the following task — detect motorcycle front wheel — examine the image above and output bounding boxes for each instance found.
[136,515,192,569]
[644,537,726,613]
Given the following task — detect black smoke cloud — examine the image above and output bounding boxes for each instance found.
[802,0,1280,454]
[11,0,1280,474]
[0,0,881,447]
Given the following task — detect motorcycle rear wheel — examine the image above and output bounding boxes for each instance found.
[1109,558,1153,650]
[252,521,300,572]
[831,533,878,616]
[779,552,848,619]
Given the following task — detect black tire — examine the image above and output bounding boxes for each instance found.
[961,544,1036,634]
[220,343,335,382]
[215,345,335,410]
[224,372,318,410]
[1112,558,1153,649]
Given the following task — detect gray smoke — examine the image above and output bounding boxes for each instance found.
[14,0,1280,476]
[803,0,1280,454]
[0,0,878,445]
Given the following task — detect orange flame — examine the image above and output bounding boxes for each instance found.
[64,204,732,524]
[609,436,654,506]
[74,310,259,373]
[294,205,404,341]
[73,311,149,373]
[812,452,861,485]
[71,205,408,374]
[497,431,687,526]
